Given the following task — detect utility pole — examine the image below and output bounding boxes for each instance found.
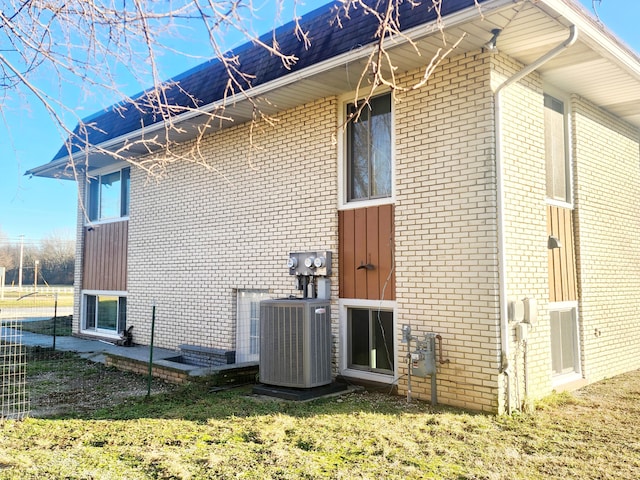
[34,260,39,292]
[18,234,24,291]
[0,267,5,300]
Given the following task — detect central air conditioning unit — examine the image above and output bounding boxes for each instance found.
[259,298,332,388]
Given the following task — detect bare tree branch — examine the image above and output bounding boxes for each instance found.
[2,0,481,189]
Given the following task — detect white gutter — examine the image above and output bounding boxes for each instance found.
[29,0,520,176]
[494,23,577,414]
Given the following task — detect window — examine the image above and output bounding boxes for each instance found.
[83,293,127,334]
[346,93,392,202]
[544,94,570,204]
[550,305,581,381]
[347,307,394,374]
[236,290,270,363]
[88,167,130,221]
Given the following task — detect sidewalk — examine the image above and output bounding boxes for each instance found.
[1,325,178,365]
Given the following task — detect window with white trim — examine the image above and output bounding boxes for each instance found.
[83,293,127,334]
[236,290,270,363]
[550,304,581,380]
[87,166,130,221]
[544,94,571,204]
[346,93,392,203]
[347,307,394,374]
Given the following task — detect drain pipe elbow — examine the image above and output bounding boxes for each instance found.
[494,24,578,414]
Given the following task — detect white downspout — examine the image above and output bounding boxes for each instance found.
[494,24,578,414]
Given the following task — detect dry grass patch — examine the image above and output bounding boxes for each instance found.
[0,352,638,479]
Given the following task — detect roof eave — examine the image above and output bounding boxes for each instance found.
[29,0,518,178]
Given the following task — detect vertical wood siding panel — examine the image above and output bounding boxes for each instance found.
[340,210,356,298]
[547,206,556,302]
[82,221,128,291]
[557,208,569,300]
[366,207,380,299]
[354,208,368,298]
[104,225,112,290]
[559,209,570,300]
[122,221,128,290]
[378,204,395,301]
[339,205,395,301]
[338,211,345,297]
[563,209,577,301]
[105,224,113,290]
[547,205,577,302]
[338,211,343,297]
[551,208,563,301]
[82,229,93,290]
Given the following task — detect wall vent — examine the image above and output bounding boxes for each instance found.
[259,299,332,388]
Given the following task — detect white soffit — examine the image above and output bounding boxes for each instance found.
[495,0,640,129]
[253,0,640,129]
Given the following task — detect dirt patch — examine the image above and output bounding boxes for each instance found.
[27,349,177,418]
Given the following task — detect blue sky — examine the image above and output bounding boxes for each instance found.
[0,0,638,244]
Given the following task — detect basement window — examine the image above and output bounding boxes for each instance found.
[83,293,127,335]
[235,290,270,363]
[347,307,394,375]
[550,303,581,384]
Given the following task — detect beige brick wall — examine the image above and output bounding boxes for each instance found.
[126,97,340,353]
[572,96,640,382]
[73,46,639,414]
[492,54,554,407]
[491,57,640,406]
[394,51,502,412]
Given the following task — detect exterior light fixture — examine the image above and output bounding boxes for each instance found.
[485,28,502,52]
[548,235,562,249]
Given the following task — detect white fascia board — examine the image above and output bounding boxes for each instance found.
[542,0,640,81]
[26,158,75,178]
[51,0,520,167]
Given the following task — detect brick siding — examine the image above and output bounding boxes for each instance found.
[126,97,340,355]
[572,96,640,382]
[73,47,640,413]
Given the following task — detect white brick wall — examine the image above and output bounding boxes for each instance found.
[394,51,501,412]
[572,95,640,382]
[492,54,553,407]
[72,46,640,414]
[126,97,339,353]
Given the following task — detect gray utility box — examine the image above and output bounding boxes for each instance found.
[411,334,437,377]
[259,298,332,388]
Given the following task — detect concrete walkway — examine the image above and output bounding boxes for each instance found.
[1,325,178,365]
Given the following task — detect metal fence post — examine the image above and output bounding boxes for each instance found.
[147,304,156,398]
[52,294,58,351]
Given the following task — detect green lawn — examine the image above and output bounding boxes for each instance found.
[19,316,73,336]
[0,291,73,309]
[1,352,639,479]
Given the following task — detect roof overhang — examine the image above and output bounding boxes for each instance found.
[27,0,640,179]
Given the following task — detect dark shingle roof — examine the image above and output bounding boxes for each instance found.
[53,0,483,162]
